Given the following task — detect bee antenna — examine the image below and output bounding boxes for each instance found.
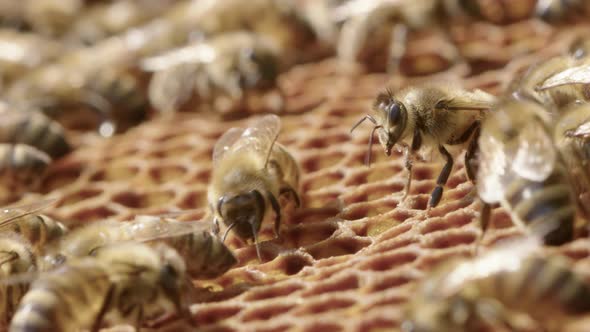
[252,222,263,262]
[365,125,382,167]
[385,88,394,98]
[221,222,238,243]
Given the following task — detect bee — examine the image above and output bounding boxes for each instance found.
[534,0,586,22]
[554,103,590,218]
[10,242,191,332]
[0,144,51,202]
[478,98,577,245]
[0,233,37,325]
[64,0,176,45]
[7,65,147,137]
[0,105,71,159]
[569,36,590,59]
[142,31,281,115]
[351,85,495,209]
[209,114,301,261]
[0,199,68,256]
[45,216,236,279]
[0,0,83,36]
[0,29,63,84]
[402,238,590,332]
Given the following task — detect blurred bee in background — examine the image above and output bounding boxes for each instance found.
[63,0,177,46]
[0,199,68,256]
[402,237,590,332]
[351,84,495,209]
[0,103,71,159]
[45,216,236,279]
[0,144,51,203]
[0,29,63,84]
[142,31,282,116]
[477,98,577,245]
[554,103,590,219]
[511,35,590,110]
[0,233,37,326]
[0,0,83,37]
[534,0,588,22]
[209,114,301,261]
[10,242,192,332]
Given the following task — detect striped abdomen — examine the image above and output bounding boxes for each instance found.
[10,260,112,332]
[166,229,237,279]
[0,143,51,191]
[502,163,576,245]
[0,233,36,325]
[475,255,590,327]
[5,214,68,254]
[0,111,70,159]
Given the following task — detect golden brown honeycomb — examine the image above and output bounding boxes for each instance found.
[18,20,590,332]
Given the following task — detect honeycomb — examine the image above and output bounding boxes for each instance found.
[17,19,590,332]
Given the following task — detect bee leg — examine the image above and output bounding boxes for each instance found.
[387,23,408,74]
[475,203,492,256]
[280,185,301,208]
[429,145,453,209]
[91,285,115,332]
[464,125,481,183]
[448,121,481,182]
[402,129,422,201]
[268,193,281,239]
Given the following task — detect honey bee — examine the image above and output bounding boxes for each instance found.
[0,0,83,36]
[142,31,282,115]
[10,242,191,332]
[0,105,71,159]
[569,36,590,59]
[478,98,577,245]
[209,114,301,261]
[0,29,63,84]
[554,103,590,218]
[0,233,37,325]
[402,238,590,332]
[64,0,176,45]
[351,85,495,209]
[0,144,51,201]
[0,199,68,256]
[45,216,236,279]
[534,0,586,21]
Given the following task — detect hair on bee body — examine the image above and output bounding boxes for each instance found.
[351,84,495,209]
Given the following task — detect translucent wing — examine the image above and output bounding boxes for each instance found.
[567,120,590,138]
[221,114,281,167]
[512,121,556,182]
[438,89,496,111]
[477,133,511,203]
[140,42,217,72]
[123,215,214,243]
[0,199,57,228]
[538,64,590,90]
[212,127,245,166]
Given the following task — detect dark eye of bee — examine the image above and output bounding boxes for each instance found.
[386,102,402,127]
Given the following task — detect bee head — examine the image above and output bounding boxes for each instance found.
[218,190,266,242]
[401,296,475,332]
[373,90,408,156]
[155,244,188,315]
[238,46,279,89]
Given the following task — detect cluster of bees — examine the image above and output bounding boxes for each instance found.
[0,0,587,331]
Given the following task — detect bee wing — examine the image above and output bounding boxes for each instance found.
[221,114,281,167]
[140,43,217,72]
[512,121,556,182]
[438,89,496,111]
[477,134,511,203]
[0,199,57,228]
[567,120,590,138]
[212,127,245,166]
[127,216,214,243]
[538,64,590,90]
